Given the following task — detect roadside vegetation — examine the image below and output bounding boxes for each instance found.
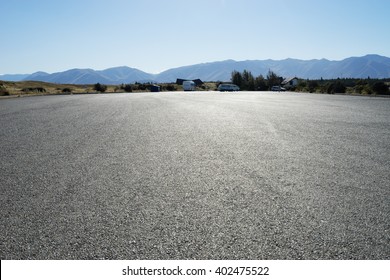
[1,75,389,97]
[0,83,10,96]
[289,78,389,95]
[0,80,218,96]
[0,81,94,96]
[230,70,390,95]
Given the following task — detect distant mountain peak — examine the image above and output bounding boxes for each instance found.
[32,71,49,75]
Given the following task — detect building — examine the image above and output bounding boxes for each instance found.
[282,77,299,89]
[150,85,160,92]
[176,78,204,86]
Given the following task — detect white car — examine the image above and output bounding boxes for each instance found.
[218,84,240,92]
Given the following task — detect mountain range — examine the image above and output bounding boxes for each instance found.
[2,54,390,84]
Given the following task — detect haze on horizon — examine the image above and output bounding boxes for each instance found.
[1,0,389,74]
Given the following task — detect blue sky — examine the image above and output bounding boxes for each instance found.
[1,0,389,74]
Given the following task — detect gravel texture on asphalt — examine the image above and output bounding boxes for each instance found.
[0,92,389,259]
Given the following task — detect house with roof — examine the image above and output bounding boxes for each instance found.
[282,77,299,89]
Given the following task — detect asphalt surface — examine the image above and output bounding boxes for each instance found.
[0,91,389,259]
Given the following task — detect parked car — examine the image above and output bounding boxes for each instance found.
[218,84,240,92]
[271,86,286,92]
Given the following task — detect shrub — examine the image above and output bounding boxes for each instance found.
[133,83,149,91]
[62,88,72,93]
[165,84,176,91]
[371,82,389,95]
[21,87,46,93]
[296,80,307,92]
[308,80,319,93]
[326,81,346,94]
[0,84,9,96]
[353,84,372,95]
[122,84,133,92]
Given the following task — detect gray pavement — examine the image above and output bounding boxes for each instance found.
[0,91,389,259]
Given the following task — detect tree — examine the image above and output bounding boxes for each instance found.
[255,75,267,91]
[231,71,243,88]
[231,70,256,90]
[94,83,107,93]
[267,70,282,89]
[242,70,255,91]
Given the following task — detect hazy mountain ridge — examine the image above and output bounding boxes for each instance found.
[1,55,390,84]
[0,74,30,81]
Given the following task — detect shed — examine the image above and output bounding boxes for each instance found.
[176,78,203,86]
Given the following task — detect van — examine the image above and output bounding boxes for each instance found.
[218,84,240,92]
[183,81,196,91]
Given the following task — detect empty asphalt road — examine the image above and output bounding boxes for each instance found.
[1,91,389,259]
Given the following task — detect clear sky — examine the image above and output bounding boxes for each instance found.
[1,0,389,74]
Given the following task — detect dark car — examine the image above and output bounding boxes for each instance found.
[271,86,286,92]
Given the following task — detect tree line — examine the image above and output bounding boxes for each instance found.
[230,70,390,95]
[294,78,390,95]
[231,70,282,91]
